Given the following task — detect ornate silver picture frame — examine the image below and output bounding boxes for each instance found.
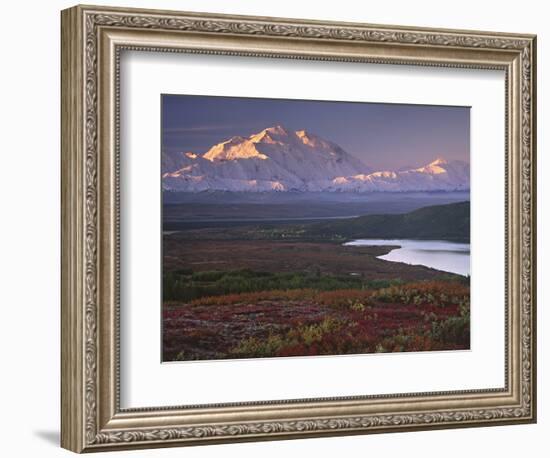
[61,4,536,453]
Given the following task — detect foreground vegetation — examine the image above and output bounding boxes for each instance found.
[163,278,470,361]
[163,268,420,303]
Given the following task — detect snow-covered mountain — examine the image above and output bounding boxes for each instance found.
[328,158,470,192]
[162,126,469,193]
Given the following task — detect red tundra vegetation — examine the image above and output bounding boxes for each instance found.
[163,280,470,361]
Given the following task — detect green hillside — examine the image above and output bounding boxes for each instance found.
[303,201,470,242]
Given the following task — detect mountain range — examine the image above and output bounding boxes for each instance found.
[162,125,469,193]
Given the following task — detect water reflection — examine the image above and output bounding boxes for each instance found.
[344,239,470,276]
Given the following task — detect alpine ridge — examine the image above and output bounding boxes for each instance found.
[162,126,469,193]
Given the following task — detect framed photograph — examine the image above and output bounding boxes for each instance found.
[61,4,537,453]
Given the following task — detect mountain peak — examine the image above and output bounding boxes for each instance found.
[295,129,314,142]
[248,125,294,144]
[203,135,267,162]
[295,129,336,151]
[413,158,452,175]
[265,125,290,135]
[430,157,449,166]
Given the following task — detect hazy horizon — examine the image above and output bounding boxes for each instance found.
[162,94,470,171]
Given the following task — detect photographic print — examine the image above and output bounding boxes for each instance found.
[161,95,471,362]
[61,7,536,450]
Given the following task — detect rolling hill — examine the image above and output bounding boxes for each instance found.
[301,201,470,242]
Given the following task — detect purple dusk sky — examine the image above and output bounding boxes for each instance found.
[161,94,470,171]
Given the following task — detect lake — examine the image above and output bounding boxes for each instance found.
[343,239,470,276]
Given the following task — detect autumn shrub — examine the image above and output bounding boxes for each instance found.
[177,279,469,315]
[371,280,469,308]
[230,334,287,357]
[315,289,374,309]
[229,317,347,358]
[429,303,470,346]
[187,288,319,306]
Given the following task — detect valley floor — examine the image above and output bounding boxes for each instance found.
[162,230,469,361]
